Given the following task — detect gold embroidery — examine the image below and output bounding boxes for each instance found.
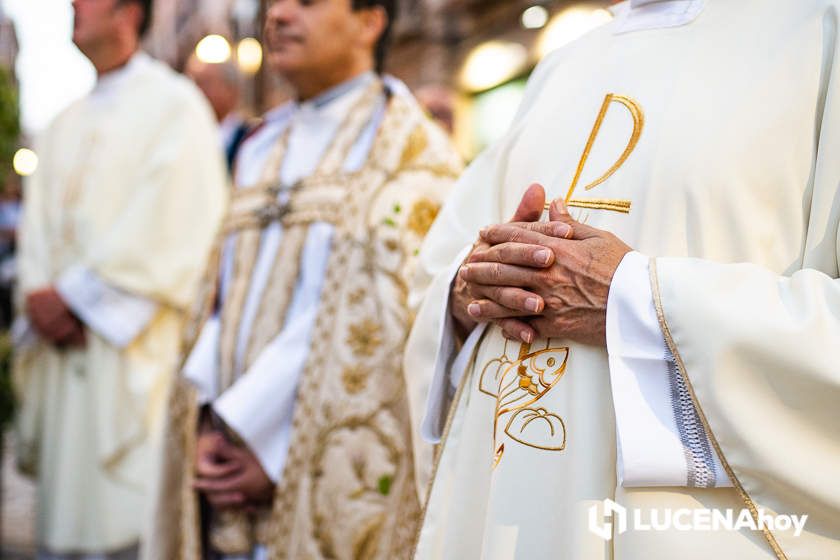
[405,198,441,237]
[348,287,366,305]
[342,364,369,394]
[544,93,645,215]
[268,92,454,560]
[567,197,631,214]
[399,125,429,167]
[346,318,384,357]
[479,338,569,467]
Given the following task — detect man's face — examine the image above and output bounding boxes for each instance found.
[71,0,128,55]
[264,0,371,79]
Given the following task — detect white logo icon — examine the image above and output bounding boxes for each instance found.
[588,499,627,541]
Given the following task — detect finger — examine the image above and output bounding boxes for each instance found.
[459,262,537,288]
[193,474,244,493]
[481,222,571,241]
[468,299,536,321]
[197,431,227,454]
[483,221,572,241]
[469,242,555,268]
[548,199,597,239]
[50,322,79,345]
[195,458,242,479]
[510,183,546,222]
[480,223,570,246]
[496,318,538,344]
[212,438,246,462]
[548,197,573,222]
[205,491,247,509]
[473,285,544,314]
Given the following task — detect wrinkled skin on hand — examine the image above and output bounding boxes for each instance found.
[456,184,632,346]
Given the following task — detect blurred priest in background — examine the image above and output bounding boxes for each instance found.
[147,0,461,558]
[13,0,228,559]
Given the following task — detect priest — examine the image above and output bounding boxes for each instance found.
[13,0,227,558]
[146,0,461,558]
[406,0,840,558]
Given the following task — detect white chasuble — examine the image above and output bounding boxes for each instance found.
[13,53,227,554]
[406,1,840,559]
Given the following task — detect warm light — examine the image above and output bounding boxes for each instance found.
[537,6,613,58]
[13,148,38,176]
[236,37,262,74]
[460,41,529,93]
[521,5,549,29]
[195,34,232,64]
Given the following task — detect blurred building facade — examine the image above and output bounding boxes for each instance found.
[147,0,613,157]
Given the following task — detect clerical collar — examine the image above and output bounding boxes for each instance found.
[260,71,377,129]
[612,0,705,34]
[91,51,151,103]
[297,71,377,111]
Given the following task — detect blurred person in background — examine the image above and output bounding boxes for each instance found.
[13,0,227,558]
[147,0,462,558]
[415,83,455,136]
[185,55,250,174]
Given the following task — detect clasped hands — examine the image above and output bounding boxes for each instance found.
[451,183,632,346]
[193,412,275,512]
[25,287,86,347]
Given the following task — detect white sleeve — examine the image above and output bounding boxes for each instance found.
[182,315,221,405]
[606,251,731,488]
[211,223,333,482]
[212,306,318,483]
[55,264,158,349]
[419,245,487,443]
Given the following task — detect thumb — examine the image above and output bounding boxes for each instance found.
[510,183,546,223]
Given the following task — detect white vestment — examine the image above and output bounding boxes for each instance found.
[406,1,840,558]
[14,52,227,555]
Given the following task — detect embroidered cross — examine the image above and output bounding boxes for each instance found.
[546,93,644,215]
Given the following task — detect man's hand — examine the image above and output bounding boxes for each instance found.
[450,184,569,335]
[25,287,86,347]
[193,429,275,511]
[463,197,631,346]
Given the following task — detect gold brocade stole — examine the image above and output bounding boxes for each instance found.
[209,79,385,555]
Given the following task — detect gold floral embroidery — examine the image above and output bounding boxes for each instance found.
[479,338,569,467]
[348,287,366,306]
[346,318,383,357]
[342,364,369,394]
[406,198,440,237]
[399,125,429,167]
